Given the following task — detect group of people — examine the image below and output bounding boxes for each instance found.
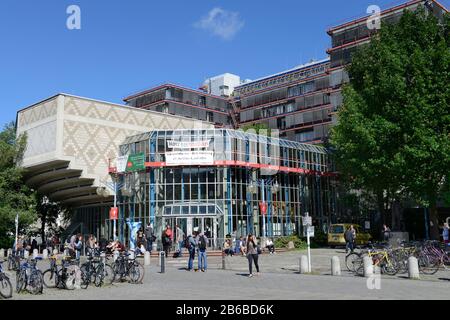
[223,236,275,257]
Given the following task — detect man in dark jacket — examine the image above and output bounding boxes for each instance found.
[345,227,355,253]
[145,223,154,253]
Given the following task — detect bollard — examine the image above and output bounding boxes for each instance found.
[222,252,226,270]
[160,251,165,273]
[33,249,38,259]
[299,255,309,274]
[113,250,119,262]
[331,256,341,276]
[363,256,373,278]
[144,251,151,266]
[43,249,48,260]
[7,249,12,257]
[0,249,4,259]
[408,256,420,280]
[53,249,59,255]
[24,250,29,259]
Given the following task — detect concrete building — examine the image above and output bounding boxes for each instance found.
[200,73,241,97]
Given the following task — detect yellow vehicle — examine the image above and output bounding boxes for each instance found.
[327,224,372,248]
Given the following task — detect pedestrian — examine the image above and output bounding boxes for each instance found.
[442,223,449,247]
[245,233,260,277]
[162,226,172,258]
[344,226,354,253]
[136,230,147,255]
[144,222,155,252]
[186,231,197,271]
[240,236,247,256]
[265,238,275,254]
[197,231,208,272]
[86,234,97,256]
[74,234,83,261]
[31,238,38,252]
[382,224,391,242]
[176,225,185,257]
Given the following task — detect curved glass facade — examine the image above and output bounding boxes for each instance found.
[114,129,337,248]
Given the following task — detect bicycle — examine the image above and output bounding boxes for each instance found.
[111,251,144,284]
[0,260,13,299]
[93,252,115,287]
[16,257,44,295]
[7,251,21,271]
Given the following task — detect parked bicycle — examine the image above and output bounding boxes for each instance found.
[43,255,79,290]
[110,251,144,284]
[0,260,13,299]
[16,257,44,295]
[7,252,21,271]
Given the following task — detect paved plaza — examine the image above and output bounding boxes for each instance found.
[5,248,450,300]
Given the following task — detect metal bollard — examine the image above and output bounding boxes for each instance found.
[113,250,119,262]
[222,252,226,270]
[7,249,12,257]
[0,249,4,259]
[363,256,373,278]
[408,256,420,280]
[331,256,341,276]
[33,249,38,259]
[43,249,48,260]
[299,255,309,274]
[144,251,151,266]
[160,251,165,273]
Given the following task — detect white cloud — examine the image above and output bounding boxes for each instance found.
[195,7,244,40]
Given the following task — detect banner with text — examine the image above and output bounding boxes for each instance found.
[167,140,210,149]
[165,151,214,166]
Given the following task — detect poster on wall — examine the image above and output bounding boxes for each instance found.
[167,140,211,149]
[165,151,214,166]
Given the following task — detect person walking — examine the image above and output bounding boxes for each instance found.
[144,223,154,253]
[197,231,208,272]
[245,233,260,277]
[186,231,197,271]
[344,227,354,253]
[176,225,185,257]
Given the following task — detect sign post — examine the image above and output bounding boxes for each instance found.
[303,213,312,273]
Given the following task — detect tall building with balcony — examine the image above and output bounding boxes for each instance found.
[123,84,232,128]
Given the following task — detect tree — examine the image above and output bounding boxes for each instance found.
[331,9,450,239]
[36,194,66,242]
[241,123,272,136]
[0,122,37,248]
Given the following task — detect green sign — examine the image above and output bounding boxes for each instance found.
[126,152,146,172]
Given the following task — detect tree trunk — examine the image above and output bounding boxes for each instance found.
[428,204,440,240]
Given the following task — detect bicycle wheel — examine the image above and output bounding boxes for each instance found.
[16,270,26,293]
[43,269,57,288]
[29,271,43,295]
[345,253,360,272]
[94,264,104,287]
[0,276,12,299]
[101,264,115,285]
[58,268,75,290]
[7,257,13,271]
[442,254,450,270]
[418,254,439,275]
[129,262,144,284]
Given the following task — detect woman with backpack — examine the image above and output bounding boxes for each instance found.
[245,233,260,277]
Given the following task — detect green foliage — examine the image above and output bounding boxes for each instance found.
[331,9,450,238]
[241,123,272,136]
[0,122,37,248]
[274,235,307,250]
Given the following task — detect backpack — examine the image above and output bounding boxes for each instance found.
[199,236,207,250]
[184,235,192,249]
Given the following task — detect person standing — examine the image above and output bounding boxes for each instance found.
[186,231,197,271]
[144,223,154,253]
[136,230,147,255]
[382,224,391,242]
[197,231,208,272]
[246,234,260,277]
[344,226,355,253]
[442,223,449,247]
[162,226,172,258]
[176,225,185,257]
[74,234,83,261]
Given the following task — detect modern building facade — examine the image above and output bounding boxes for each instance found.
[112,129,336,246]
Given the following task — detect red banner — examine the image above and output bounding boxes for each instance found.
[109,207,118,220]
[260,202,268,215]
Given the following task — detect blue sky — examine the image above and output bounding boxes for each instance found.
[0,0,448,127]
